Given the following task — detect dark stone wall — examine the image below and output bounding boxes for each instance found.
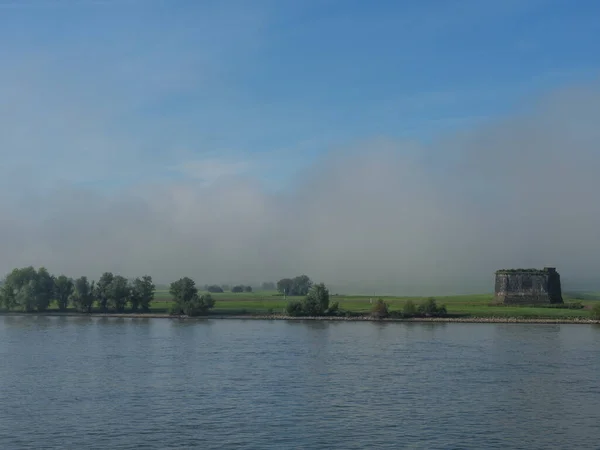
[494,267,563,305]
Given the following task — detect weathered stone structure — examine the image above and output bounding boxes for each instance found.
[494,267,563,305]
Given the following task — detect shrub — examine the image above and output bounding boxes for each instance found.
[418,298,437,315]
[417,298,447,317]
[403,300,417,317]
[286,300,304,316]
[371,298,389,319]
[591,303,600,320]
[183,294,215,316]
[326,301,340,316]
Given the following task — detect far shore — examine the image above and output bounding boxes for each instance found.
[1,311,599,324]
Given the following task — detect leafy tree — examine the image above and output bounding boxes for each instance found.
[107,275,130,312]
[54,275,74,311]
[277,278,294,295]
[1,266,54,312]
[284,283,331,316]
[292,275,313,296]
[417,298,447,317]
[371,298,389,318]
[277,275,313,296]
[244,285,252,293]
[96,272,114,312]
[34,267,55,312]
[303,283,330,315]
[130,275,155,312]
[71,276,95,313]
[231,285,245,293]
[169,277,215,316]
[183,293,215,316]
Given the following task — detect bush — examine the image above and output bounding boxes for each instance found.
[183,294,215,316]
[417,298,447,317]
[286,300,304,316]
[371,298,389,319]
[326,301,340,316]
[403,300,417,317]
[591,303,600,320]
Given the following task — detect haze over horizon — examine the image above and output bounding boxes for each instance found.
[1,0,599,295]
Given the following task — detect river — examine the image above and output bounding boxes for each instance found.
[0,316,599,449]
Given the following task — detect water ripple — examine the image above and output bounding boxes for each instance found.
[0,318,599,449]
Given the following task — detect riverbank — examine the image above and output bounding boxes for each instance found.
[1,311,599,324]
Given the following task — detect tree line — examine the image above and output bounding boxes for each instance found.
[204,284,253,293]
[0,266,155,313]
[276,275,313,296]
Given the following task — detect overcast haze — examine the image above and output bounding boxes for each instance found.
[1,0,599,294]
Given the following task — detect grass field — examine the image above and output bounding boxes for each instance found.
[147,290,600,319]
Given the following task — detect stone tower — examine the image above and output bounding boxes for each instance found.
[494,267,563,305]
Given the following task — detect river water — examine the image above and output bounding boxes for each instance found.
[0,317,599,449]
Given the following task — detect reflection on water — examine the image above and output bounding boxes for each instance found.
[0,318,599,449]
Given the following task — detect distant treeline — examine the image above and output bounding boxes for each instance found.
[0,267,317,315]
[0,267,156,313]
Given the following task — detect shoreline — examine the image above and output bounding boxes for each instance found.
[1,311,598,324]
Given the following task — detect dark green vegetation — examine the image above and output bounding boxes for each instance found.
[170,278,215,316]
[277,275,313,296]
[285,283,339,316]
[1,267,599,320]
[0,267,156,313]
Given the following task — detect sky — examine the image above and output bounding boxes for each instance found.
[1,0,599,294]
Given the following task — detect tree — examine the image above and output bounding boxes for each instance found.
[169,277,215,316]
[417,298,447,317]
[284,283,331,317]
[244,285,252,293]
[96,272,114,312]
[206,285,224,293]
[107,275,130,312]
[231,285,245,293]
[292,275,313,296]
[277,278,294,295]
[371,299,389,319]
[1,266,54,312]
[130,275,155,312]
[71,276,95,313]
[182,293,215,316]
[277,275,313,296]
[54,275,74,311]
[34,267,55,312]
[303,283,330,316]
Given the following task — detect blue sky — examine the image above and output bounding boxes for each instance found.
[1,0,599,190]
[1,0,600,290]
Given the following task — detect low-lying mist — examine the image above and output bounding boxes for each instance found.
[1,83,599,295]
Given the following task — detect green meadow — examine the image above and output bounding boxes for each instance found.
[148,290,600,319]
